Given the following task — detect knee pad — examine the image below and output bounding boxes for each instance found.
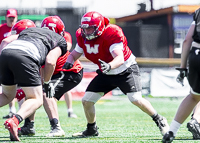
[82,92,104,103]
[127,91,142,102]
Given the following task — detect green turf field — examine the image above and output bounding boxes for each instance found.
[0,96,199,142]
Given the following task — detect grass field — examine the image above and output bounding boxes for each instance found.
[0,96,199,143]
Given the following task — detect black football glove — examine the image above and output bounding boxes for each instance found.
[98,59,111,74]
[62,62,73,70]
[43,82,55,98]
[176,68,188,86]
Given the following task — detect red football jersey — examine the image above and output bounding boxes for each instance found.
[53,51,82,75]
[76,24,132,69]
[0,23,12,43]
[53,31,82,75]
[64,31,72,44]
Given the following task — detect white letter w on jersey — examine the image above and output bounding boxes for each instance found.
[85,44,99,54]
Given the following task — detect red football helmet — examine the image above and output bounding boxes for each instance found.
[11,19,36,35]
[41,16,65,36]
[81,11,109,40]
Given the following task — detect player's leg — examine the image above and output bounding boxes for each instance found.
[43,72,65,137]
[43,95,65,137]
[163,54,200,143]
[162,93,200,143]
[72,73,107,137]
[0,85,17,107]
[64,91,77,118]
[3,99,16,119]
[14,88,35,136]
[18,112,36,136]
[5,86,43,141]
[127,91,169,135]
[45,70,83,137]
[0,84,19,141]
[119,64,169,136]
[17,86,43,119]
[16,88,26,110]
[72,91,102,137]
[188,100,200,139]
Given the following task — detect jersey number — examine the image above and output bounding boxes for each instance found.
[85,44,99,54]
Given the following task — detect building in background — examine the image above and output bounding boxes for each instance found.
[116,5,200,58]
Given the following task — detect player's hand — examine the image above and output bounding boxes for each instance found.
[43,82,55,98]
[176,68,188,86]
[62,62,73,70]
[98,59,111,74]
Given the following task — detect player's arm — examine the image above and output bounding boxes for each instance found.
[0,35,19,53]
[175,22,194,86]
[98,48,124,73]
[180,23,195,68]
[107,42,124,69]
[67,50,82,64]
[67,42,72,51]
[98,42,124,74]
[63,43,83,70]
[43,46,61,83]
[109,49,124,69]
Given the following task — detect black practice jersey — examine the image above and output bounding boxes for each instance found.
[17,27,67,65]
[192,8,200,43]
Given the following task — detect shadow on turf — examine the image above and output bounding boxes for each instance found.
[11,135,99,140]
[149,136,195,142]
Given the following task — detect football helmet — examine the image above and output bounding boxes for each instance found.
[11,19,36,35]
[41,16,65,36]
[81,11,109,40]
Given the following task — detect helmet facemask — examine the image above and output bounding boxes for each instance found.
[81,21,104,40]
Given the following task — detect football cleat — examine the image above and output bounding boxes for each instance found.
[68,112,77,118]
[4,117,20,141]
[46,124,65,137]
[187,118,200,139]
[162,131,175,143]
[3,112,15,119]
[18,125,35,136]
[46,118,65,137]
[72,125,99,137]
[18,118,35,136]
[153,115,169,136]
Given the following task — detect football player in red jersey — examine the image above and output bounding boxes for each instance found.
[0,8,18,43]
[0,8,18,119]
[17,17,83,137]
[63,11,169,137]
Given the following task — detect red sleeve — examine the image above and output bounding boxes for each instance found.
[64,31,72,44]
[76,28,85,47]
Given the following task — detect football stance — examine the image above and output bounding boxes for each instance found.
[63,11,169,137]
[15,16,83,137]
[0,17,67,141]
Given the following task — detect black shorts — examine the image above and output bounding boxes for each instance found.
[50,69,83,100]
[86,64,142,95]
[188,47,200,93]
[0,49,41,86]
